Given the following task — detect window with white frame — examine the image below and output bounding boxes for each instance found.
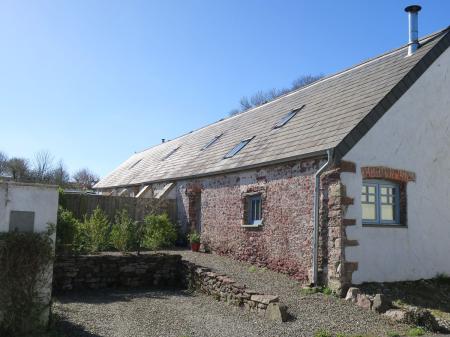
[361,180,400,225]
[247,194,262,225]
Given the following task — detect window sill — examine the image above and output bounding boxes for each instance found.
[241,223,263,228]
[362,223,407,228]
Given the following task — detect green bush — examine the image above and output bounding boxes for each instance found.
[56,207,79,253]
[407,327,425,336]
[110,209,135,253]
[142,213,177,250]
[0,228,54,336]
[81,206,110,253]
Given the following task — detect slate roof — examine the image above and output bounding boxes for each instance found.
[95,28,450,189]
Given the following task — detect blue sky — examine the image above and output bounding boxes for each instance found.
[0,0,449,178]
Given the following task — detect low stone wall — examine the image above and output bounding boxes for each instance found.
[53,253,288,322]
[53,253,183,291]
[183,261,288,322]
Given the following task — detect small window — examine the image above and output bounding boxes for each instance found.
[129,159,142,169]
[273,105,304,129]
[224,137,253,159]
[9,211,35,232]
[247,195,262,225]
[201,133,223,151]
[162,147,180,160]
[362,180,400,225]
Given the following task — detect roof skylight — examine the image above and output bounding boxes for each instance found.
[201,133,223,151]
[273,105,304,129]
[128,159,142,170]
[162,147,180,160]
[224,137,254,159]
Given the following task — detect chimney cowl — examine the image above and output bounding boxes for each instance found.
[405,5,422,56]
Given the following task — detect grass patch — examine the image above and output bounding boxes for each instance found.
[407,327,425,336]
[387,332,401,337]
[322,287,333,296]
[314,330,332,337]
[300,287,319,295]
[300,286,334,296]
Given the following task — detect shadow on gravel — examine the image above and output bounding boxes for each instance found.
[54,288,194,305]
[53,314,104,337]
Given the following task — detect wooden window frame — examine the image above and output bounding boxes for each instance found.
[362,180,401,226]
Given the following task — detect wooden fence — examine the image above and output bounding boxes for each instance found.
[61,193,177,223]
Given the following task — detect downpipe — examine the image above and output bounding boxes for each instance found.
[312,149,333,286]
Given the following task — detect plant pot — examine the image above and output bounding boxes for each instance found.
[191,242,200,252]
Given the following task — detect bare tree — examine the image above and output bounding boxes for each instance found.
[7,157,31,181]
[33,150,54,182]
[250,91,268,107]
[0,151,8,176]
[73,168,99,190]
[239,97,252,111]
[229,74,324,116]
[52,160,70,187]
[291,74,324,90]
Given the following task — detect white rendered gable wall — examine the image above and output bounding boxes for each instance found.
[341,47,450,283]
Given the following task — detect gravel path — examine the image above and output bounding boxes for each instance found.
[52,250,418,337]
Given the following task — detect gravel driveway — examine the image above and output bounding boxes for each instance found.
[53,250,415,337]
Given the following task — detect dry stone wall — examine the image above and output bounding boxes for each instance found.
[53,253,288,322]
[183,261,288,322]
[53,254,183,291]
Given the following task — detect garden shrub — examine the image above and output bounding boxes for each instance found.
[142,213,177,250]
[81,206,110,253]
[56,206,79,254]
[110,209,135,253]
[0,227,54,337]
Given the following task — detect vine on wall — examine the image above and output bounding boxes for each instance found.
[0,227,54,337]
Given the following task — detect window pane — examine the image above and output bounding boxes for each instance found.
[368,195,376,203]
[362,186,367,194]
[362,204,376,220]
[368,186,376,194]
[381,204,395,221]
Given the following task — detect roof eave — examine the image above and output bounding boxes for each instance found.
[94,148,332,190]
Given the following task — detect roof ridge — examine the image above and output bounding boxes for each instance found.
[135,27,449,155]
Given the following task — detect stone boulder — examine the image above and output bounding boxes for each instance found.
[384,307,444,332]
[345,287,361,303]
[265,303,288,322]
[371,294,390,313]
[250,294,279,305]
[356,293,372,310]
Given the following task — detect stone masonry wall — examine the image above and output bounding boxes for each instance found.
[52,253,287,321]
[53,254,183,291]
[319,161,358,296]
[183,261,288,322]
[176,158,324,282]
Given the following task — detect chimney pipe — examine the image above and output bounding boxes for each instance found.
[405,5,422,56]
[161,138,166,143]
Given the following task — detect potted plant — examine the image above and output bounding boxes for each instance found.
[187,230,201,252]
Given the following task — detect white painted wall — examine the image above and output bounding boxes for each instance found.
[342,47,450,283]
[0,182,59,233]
[0,181,59,325]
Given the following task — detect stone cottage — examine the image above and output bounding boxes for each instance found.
[95,13,450,292]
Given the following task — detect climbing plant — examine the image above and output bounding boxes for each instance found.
[0,226,54,336]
